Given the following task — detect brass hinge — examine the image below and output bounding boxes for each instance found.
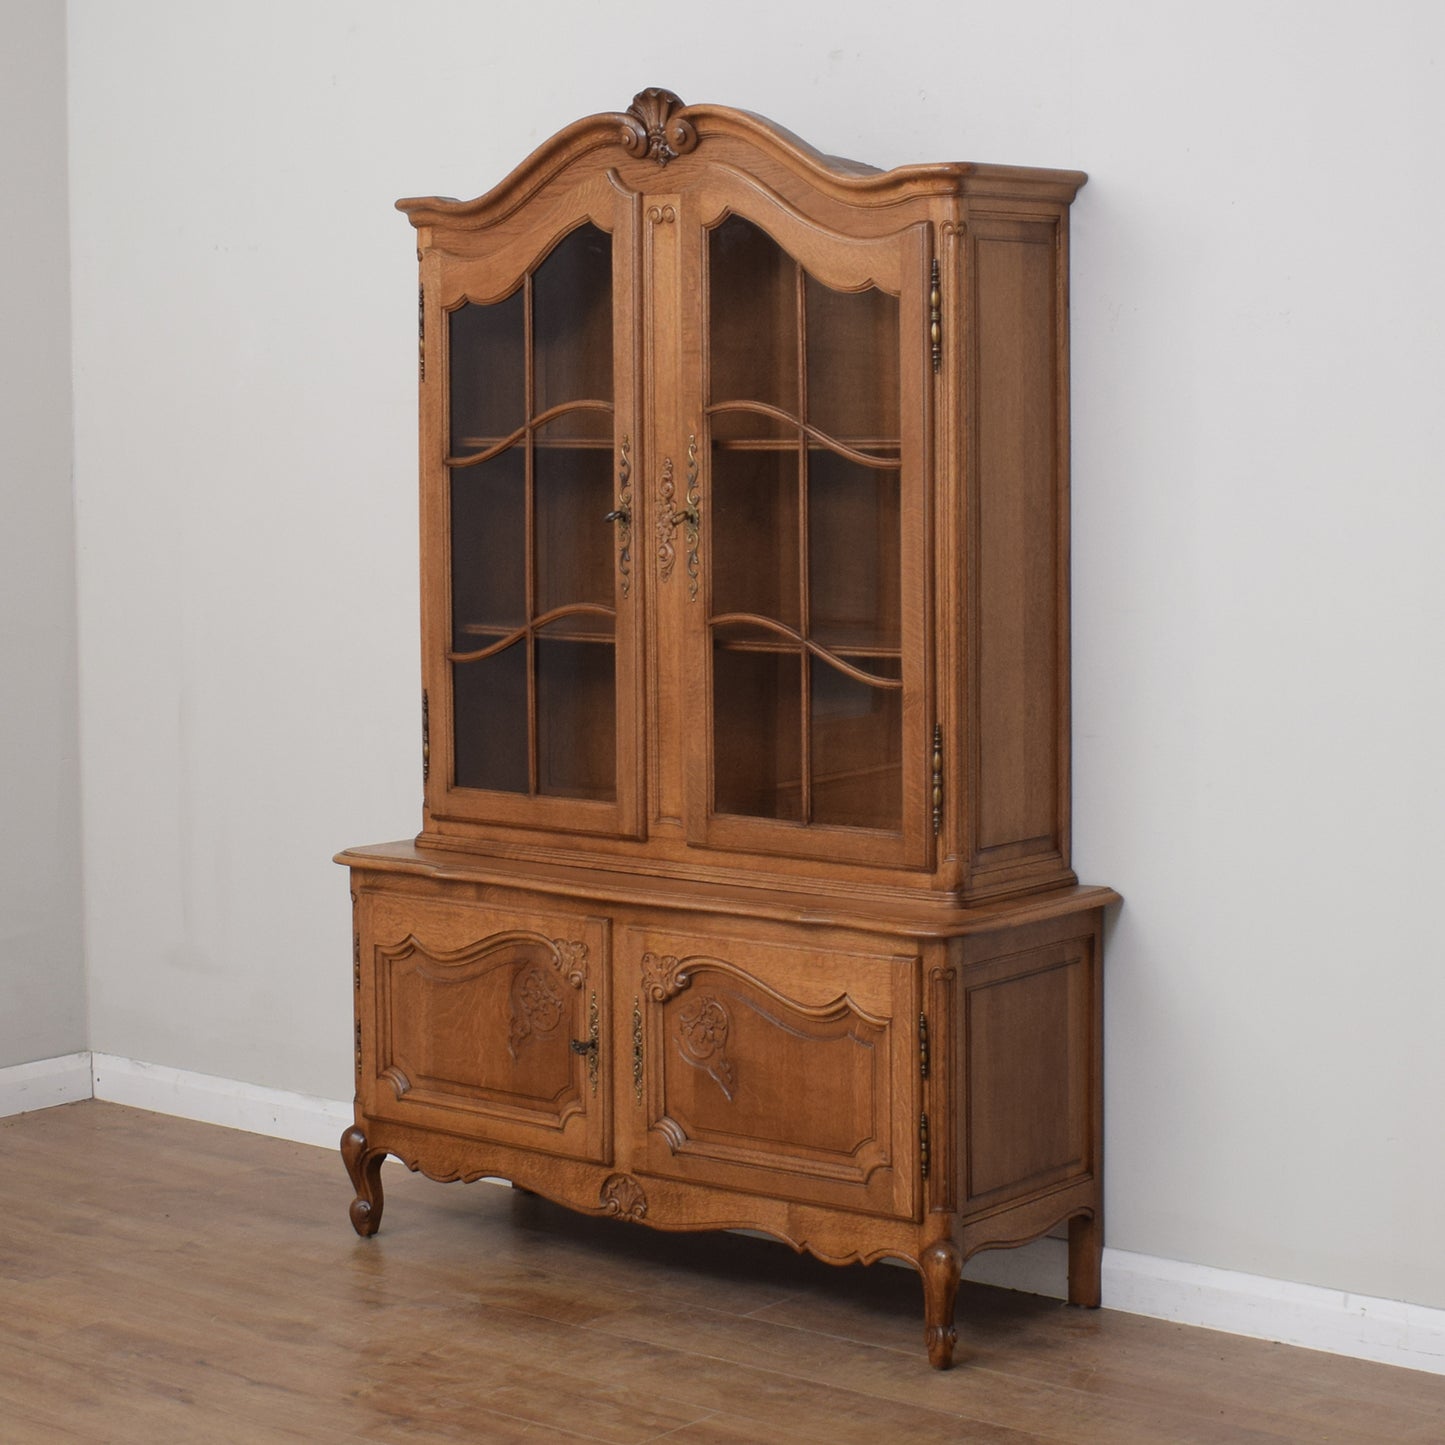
[929,259,941,373]
[354,1019,363,1078]
[418,283,425,381]
[919,1012,930,1079]
[353,932,361,990]
[421,689,430,784]
[931,723,943,836]
[920,1112,931,1180]
[632,997,644,1105]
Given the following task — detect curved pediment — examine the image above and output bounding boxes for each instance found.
[396,87,1079,231]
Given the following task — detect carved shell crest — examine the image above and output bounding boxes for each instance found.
[600,1173,648,1221]
[621,88,698,167]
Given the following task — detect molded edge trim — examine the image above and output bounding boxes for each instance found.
[5,1052,1441,1377]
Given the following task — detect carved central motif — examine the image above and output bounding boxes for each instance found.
[620,88,698,167]
[676,995,737,1100]
[507,938,587,1056]
[508,964,564,1055]
[599,1173,648,1221]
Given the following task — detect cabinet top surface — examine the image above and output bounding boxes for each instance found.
[396,87,1087,229]
[337,841,1118,940]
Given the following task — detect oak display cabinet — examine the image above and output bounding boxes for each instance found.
[338,88,1117,1369]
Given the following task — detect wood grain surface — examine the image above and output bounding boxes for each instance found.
[4,1102,1442,1443]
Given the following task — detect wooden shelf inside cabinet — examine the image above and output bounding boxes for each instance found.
[345,86,1111,1376]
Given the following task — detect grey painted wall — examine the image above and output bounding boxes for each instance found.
[0,0,85,1066]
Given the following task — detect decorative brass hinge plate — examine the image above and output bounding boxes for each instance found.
[920,1111,931,1180]
[919,1012,930,1079]
[418,283,425,382]
[632,997,644,1104]
[931,723,943,836]
[929,259,941,373]
[421,689,430,784]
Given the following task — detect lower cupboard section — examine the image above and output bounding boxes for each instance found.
[344,871,1108,1369]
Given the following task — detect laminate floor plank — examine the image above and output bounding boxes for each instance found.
[5,1101,1443,1445]
[750,1278,1445,1441]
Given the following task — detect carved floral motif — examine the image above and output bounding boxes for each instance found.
[657,456,678,581]
[508,965,564,1054]
[620,88,698,167]
[550,939,588,990]
[676,995,736,1100]
[641,951,691,1001]
[600,1173,648,1221]
[507,938,587,1055]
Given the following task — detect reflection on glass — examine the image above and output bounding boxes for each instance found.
[535,433,614,619]
[454,642,528,793]
[810,655,902,831]
[713,629,803,822]
[449,290,525,456]
[807,448,900,651]
[445,222,617,802]
[709,215,798,437]
[534,223,613,438]
[451,448,526,649]
[709,441,800,627]
[804,276,899,444]
[536,636,616,801]
[706,213,905,833]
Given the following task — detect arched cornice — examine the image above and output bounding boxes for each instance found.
[396,88,1085,231]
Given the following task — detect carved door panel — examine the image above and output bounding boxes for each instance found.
[673,178,935,870]
[625,925,919,1218]
[359,892,608,1163]
[420,165,644,842]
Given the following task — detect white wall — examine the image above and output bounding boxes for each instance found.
[0,0,85,1067]
[65,1,1445,1313]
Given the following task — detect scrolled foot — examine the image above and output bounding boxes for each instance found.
[341,1125,386,1238]
[925,1322,958,1369]
[920,1239,962,1370]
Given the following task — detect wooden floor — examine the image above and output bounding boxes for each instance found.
[2,1103,1442,1443]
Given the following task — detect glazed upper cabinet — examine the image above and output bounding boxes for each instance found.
[408,89,1083,894]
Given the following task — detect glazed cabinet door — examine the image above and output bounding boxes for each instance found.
[356,891,609,1163]
[675,185,934,869]
[625,925,920,1218]
[421,170,643,840]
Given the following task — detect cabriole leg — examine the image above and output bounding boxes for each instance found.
[341,1126,386,1237]
[1068,1210,1102,1307]
[920,1239,962,1369]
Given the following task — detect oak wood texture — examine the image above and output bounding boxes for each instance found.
[7,1102,1445,1444]
[343,88,1117,1369]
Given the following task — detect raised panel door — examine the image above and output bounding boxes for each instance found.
[624,924,919,1218]
[358,892,609,1163]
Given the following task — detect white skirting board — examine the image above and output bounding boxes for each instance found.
[3,1052,1442,1377]
[88,1052,352,1150]
[0,1051,93,1115]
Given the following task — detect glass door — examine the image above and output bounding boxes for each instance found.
[683,201,932,868]
[428,207,640,838]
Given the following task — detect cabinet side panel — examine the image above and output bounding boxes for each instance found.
[970,218,1067,875]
